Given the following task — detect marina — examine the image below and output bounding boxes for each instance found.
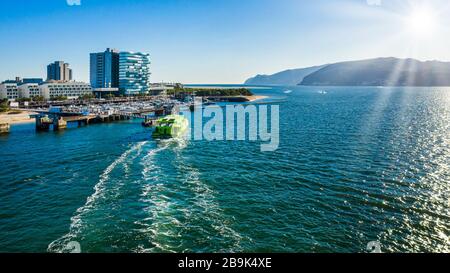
[22,97,184,132]
[8,91,268,133]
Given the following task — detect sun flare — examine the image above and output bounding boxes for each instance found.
[407,8,438,37]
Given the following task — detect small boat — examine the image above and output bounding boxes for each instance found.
[142,118,155,127]
[284,90,292,94]
[152,115,189,139]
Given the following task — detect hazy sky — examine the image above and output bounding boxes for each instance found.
[1,0,450,83]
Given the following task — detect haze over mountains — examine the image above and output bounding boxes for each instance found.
[244,58,450,86]
[244,65,325,86]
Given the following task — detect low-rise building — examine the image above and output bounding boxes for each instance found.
[22,78,44,84]
[2,77,44,85]
[92,87,120,98]
[39,82,93,100]
[0,83,19,101]
[18,83,42,99]
[148,83,175,96]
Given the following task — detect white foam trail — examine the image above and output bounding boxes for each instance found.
[135,143,185,253]
[136,138,242,253]
[141,145,170,178]
[177,163,243,252]
[135,139,197,253]
[78,141,146,216]
[47,141,147,253]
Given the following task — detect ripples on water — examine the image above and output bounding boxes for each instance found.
[0,86,449,252]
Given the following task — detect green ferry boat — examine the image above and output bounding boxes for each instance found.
[152,115,189,139]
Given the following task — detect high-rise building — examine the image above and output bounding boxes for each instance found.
[47,61,72,82]
[119,51,150,95]
[90,48,119,88]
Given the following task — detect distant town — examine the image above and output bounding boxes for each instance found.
[0,48,179,102]
[0,48,257,134]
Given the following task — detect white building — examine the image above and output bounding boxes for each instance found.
[18,83,42,99]
[39,82,93,100]
[0,83,19,101]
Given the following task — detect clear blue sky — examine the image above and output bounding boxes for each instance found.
[1,0,450,83]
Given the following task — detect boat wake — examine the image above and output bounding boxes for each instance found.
[134,144,182,253]
[175,163,243,252]
[47,141,147,253]
[135,141,242,253]
[48,136,240,253]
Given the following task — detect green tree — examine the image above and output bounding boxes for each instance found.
[104,94,115,99]
[0,99,9,112]
[32,96,45,102]
[17,98,31,103]
[80,93,95,100]
[52,96,68,101]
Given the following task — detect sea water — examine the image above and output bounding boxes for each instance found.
[0,86,449,253]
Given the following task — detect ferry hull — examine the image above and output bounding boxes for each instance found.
[152,115,189,139]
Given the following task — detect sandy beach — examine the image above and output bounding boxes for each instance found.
[244,95,268,102]
[0,111,36,125]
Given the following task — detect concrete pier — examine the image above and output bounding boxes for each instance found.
[0,123,10,134]
[36,116,53,131]
[32,113,132,132]
[28,102,170,132]
[54,117,67,130]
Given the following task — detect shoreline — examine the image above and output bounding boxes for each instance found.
[0,96,269,125]
[0,111,37,125]
[244,95,268,102]
[186,85,271,90]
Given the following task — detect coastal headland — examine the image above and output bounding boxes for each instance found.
[168,86,267,102]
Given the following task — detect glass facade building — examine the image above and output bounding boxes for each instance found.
[90,48,120,89]
[119,52,150,95]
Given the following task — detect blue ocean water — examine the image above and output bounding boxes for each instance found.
[0,86,449,253]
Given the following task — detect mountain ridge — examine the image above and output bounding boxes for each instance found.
[244,57,450,86]
[301,57,450,86]
[244,65,325,86]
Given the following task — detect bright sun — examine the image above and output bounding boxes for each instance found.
[407,8,438,37]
